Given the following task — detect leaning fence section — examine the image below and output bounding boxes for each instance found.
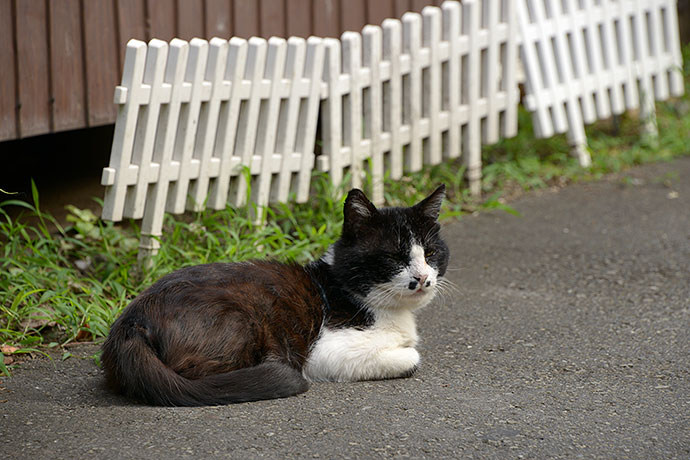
[101,36,326,255]
[518,0,685,166]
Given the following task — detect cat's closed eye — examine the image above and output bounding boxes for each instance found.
[424,249,436,261]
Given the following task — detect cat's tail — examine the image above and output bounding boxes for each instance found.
[101,329,309,406]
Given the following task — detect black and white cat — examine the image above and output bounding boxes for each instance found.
[101,185,450,406]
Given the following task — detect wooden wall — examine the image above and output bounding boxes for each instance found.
[0,0,444,142]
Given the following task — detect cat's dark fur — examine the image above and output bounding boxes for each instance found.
[101,185,449,406]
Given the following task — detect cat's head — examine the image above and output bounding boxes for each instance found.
[327,185,450,311]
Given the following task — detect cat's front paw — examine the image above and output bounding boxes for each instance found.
[381,347,420,379]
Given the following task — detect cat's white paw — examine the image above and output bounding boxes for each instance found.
[379,346,420,379]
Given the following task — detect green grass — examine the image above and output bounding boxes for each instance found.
[1,46,689,374]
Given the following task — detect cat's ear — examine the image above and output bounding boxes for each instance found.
[414,184,445,221]
[343,188,378,234]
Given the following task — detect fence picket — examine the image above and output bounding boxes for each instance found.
[342,32,364,191]
[273,37,306,204]
[441,2,460,160]
[101,40,147,222]
[208,38,248,210]
[501,0,519,138]
[295,37,325,203]
[319,38,343,190]
[481,0,499,144]
[254,37,287,220]
[167,38,209,214]
[422,6,442,165]
[232,37,267,207]
[463,0,482,195]
[188,38,228,211]
[124,39,168,220]
[665,2,684,96]
[363,25,384,204]
[647,4,669,100]
[140,39,189,255]
[382,19,403,179]
[402,12,423,172]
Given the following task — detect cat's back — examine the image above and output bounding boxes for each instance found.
[133,261,321,314]
[105,261,325,376]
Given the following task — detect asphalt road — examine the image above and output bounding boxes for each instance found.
[1,157,688,459]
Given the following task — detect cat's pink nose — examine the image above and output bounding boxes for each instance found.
[414,274,428,286]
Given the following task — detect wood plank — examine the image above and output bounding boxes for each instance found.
[319,39,343,188]
[462,0,481,195]
[208,37,248,209]
[234,0,260,38]
[260,0,286,38]
[285,0,312,37]
[146,0,176,41]
[168,39,210,213]
[116,0,147,69]
[232,37,267,207]
[441,1,460,160]
[422,6,441,164]
[342,32,363,190]
[295,37,324,202]
[101,40,148,222]
[312,0,340,37]
[501,0,518,138]
[383,18,403,178]
[123,40,169,219]
[411,0,432,13]
[176,0,204,40]
[205,0,233,38]
[49,0,87,132]
[0,0,18,140]
[139,39,190,253]
[402,12,423,172]
[15,0,51,137]
[394,0,411,17]
[367,0,395,26]
[481,0,499,144]
[83,0,119,126]
[189,38,229,210]
[273,37,307,202]
[341,0,366,32]
[254,37,287,219]
[363,25,384,204]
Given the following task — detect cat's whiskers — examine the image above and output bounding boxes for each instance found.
[366,285,399,309]
[432,278,459,306]
[437,277,459,293]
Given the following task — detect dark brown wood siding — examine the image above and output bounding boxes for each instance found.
[0,0,444,142]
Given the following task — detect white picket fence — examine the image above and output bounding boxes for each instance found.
[518,0,685,166]
[101,0,519,258]
[100,0,684,260]
[317,1,519,202]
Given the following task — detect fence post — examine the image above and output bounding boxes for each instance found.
[363,25,384,205]
[137,39,190,262]
[382,19,404,180]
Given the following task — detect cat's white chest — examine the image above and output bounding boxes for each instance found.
[303,310,420,383]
